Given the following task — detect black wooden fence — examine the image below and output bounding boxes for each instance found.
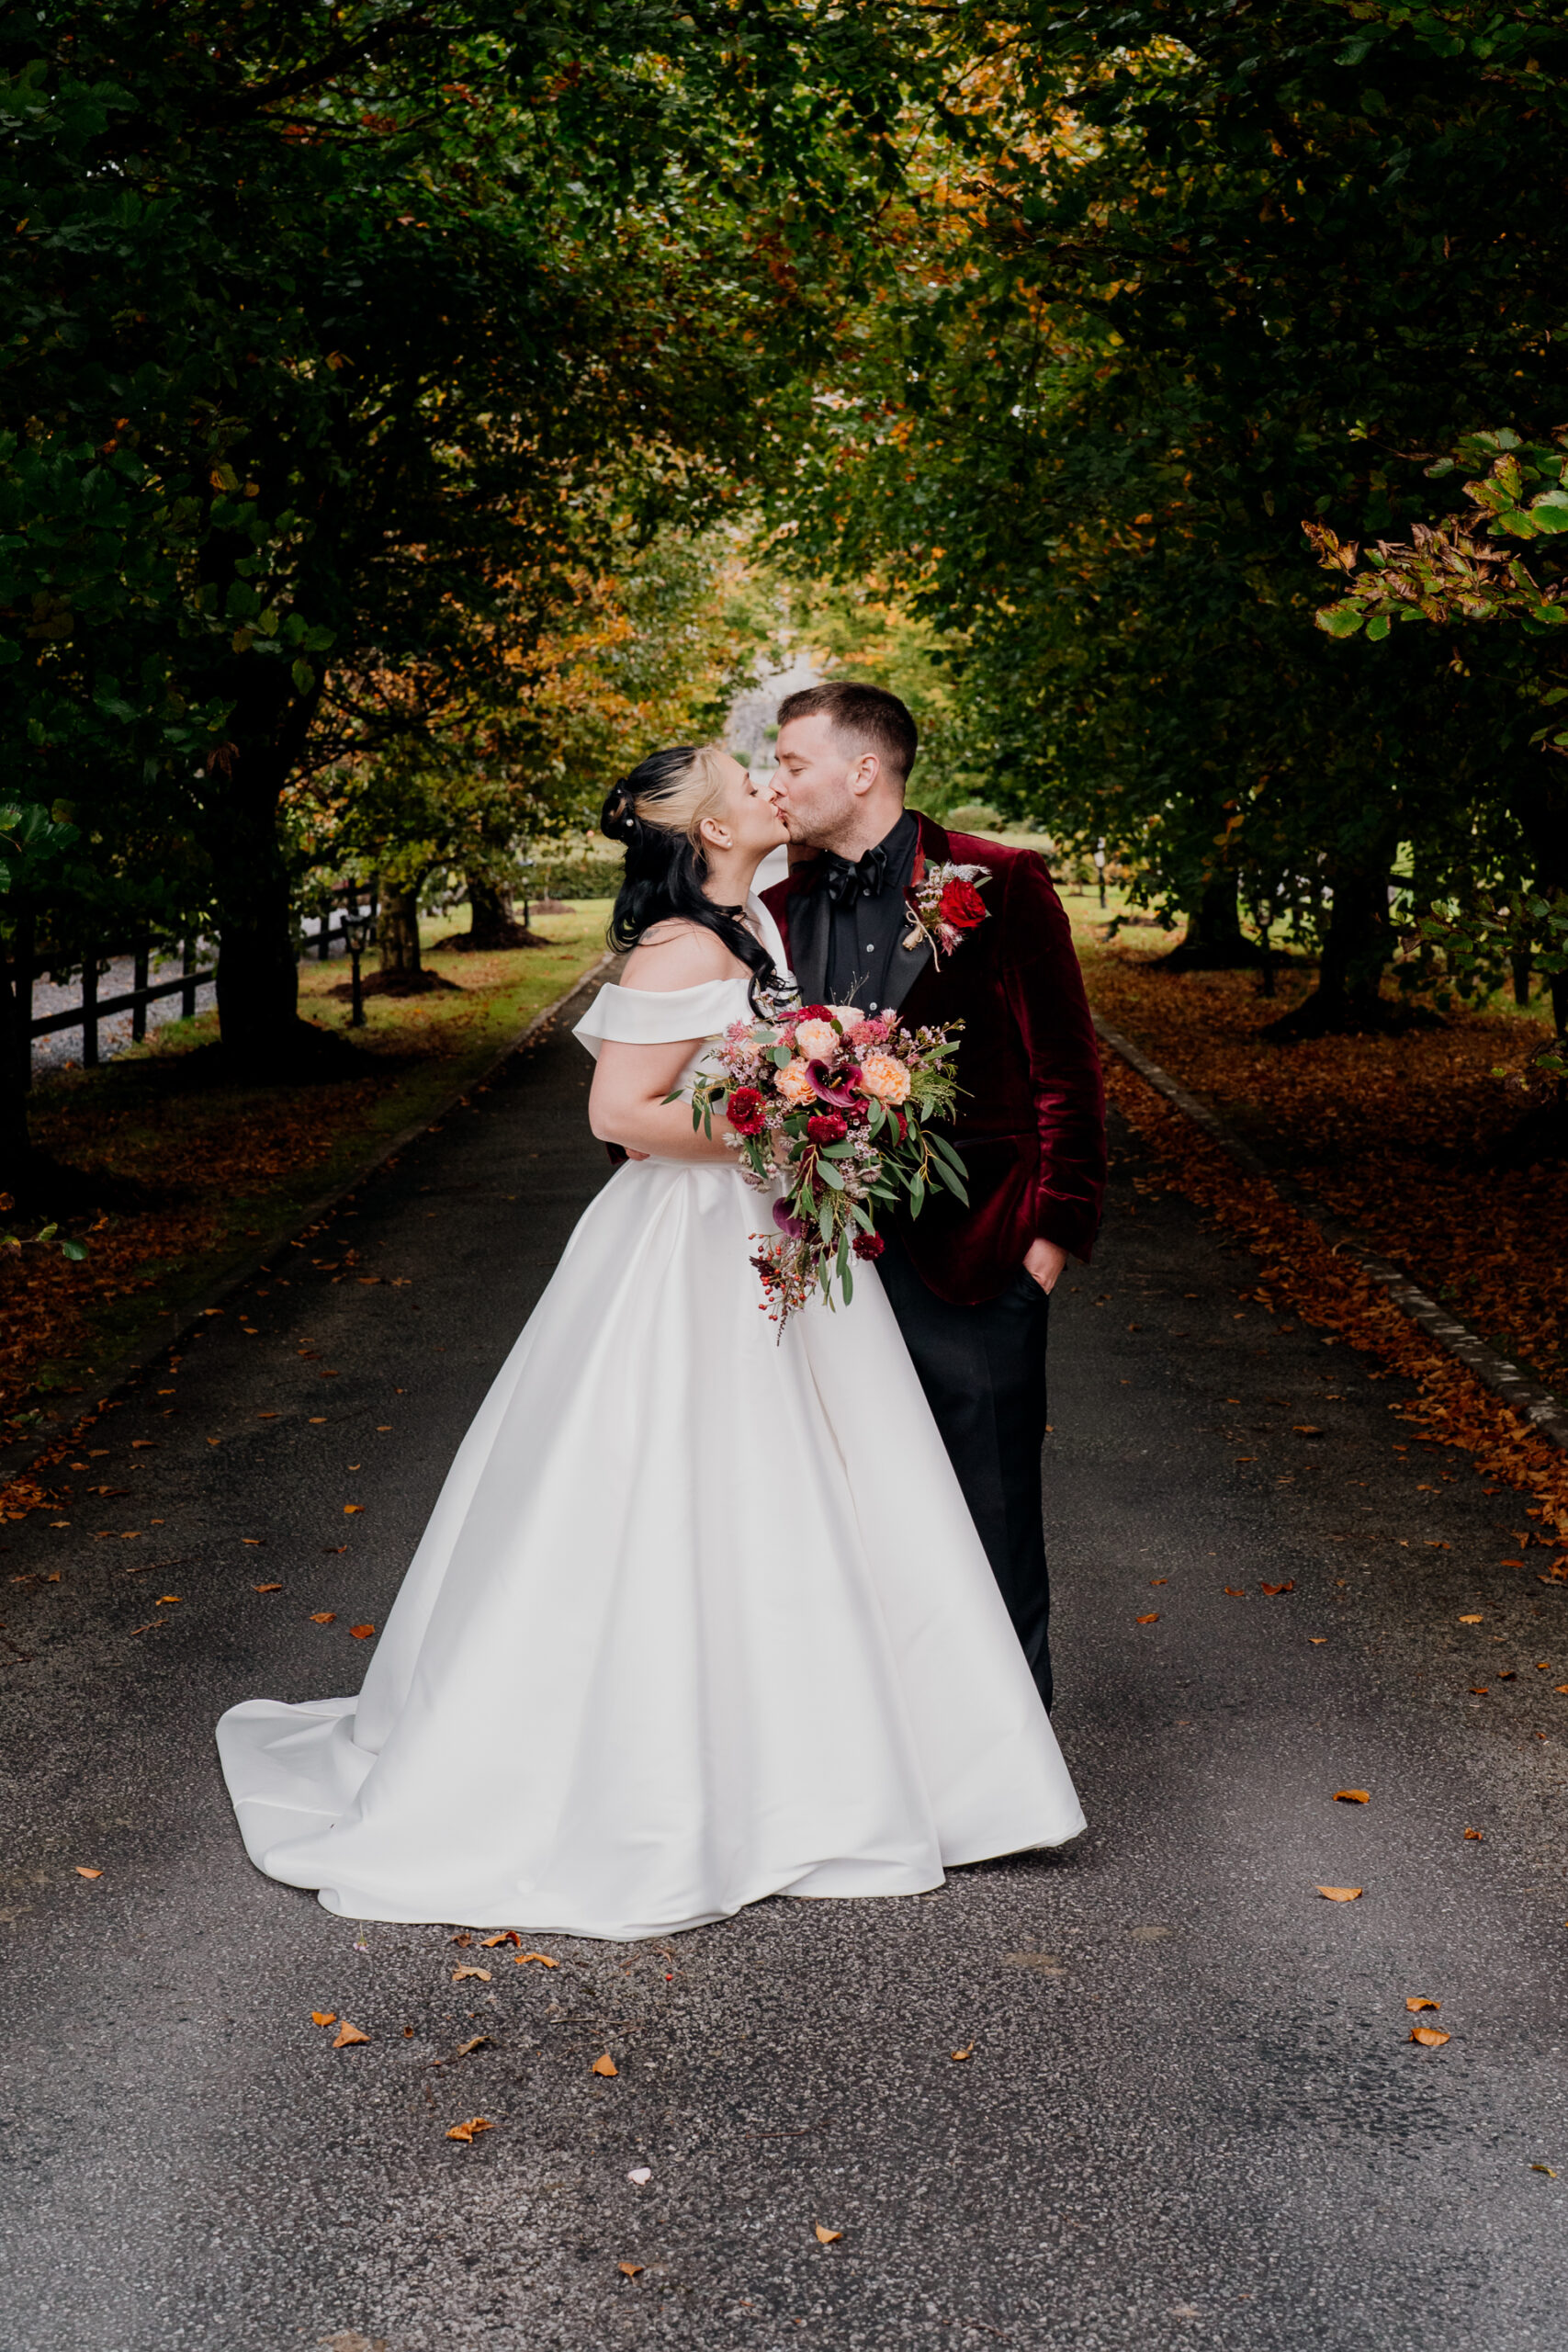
[21,882,379,1072]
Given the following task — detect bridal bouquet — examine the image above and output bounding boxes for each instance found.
[683,1003,967,1328]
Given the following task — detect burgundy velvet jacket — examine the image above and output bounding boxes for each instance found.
[761,815,1106,1306]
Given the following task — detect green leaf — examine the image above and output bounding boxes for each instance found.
[1365,614,1391,641]
[1314,604,1365,638]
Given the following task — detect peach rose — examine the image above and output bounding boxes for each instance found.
[795,1017,839,1062]
[776,1057,818,1106]
[857,1050,911,1105]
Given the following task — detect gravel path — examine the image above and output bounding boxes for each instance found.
[3,971,1566,2352]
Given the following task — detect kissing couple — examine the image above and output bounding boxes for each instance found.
[218,681,1108,1939]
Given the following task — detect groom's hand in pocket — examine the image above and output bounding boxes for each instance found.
[1022,1237,1068,1295]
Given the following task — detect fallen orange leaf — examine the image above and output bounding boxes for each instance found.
[344,1504,364,1516]
[1315,1885,1363,1902]
[618,2262,644,2278]
[1501,1557,1525,1568]
[310,2011,336,2027]
[350,1623,375,1639]
[513,1951,558,1968]
[157,1595,182,1606]
[1464,1827,1484,1840]
[333,2021,370,2048]
[950,2043,975,2062]
[1471,1687,1490,1696]
[451,1966,491,1983]
[1135,1611,1159,1624]
[1309,1636,1328,1645]
[480,1931,520,1948]
[455,2035,489,2056]
[591,2052,618,2077]
[1333,1790,1371,1804]
[1459,1613,1483,1623]
[310,1611,336,1624]
[254,1581,282,1593]
[1409,2025,1450,2048]
[74,1866,102,1879]
[814,2223,844,2245]
[1223,1587,1246,1598]
[1260,1580,1295,1596]
[446,2116,493,2143]
[1149,1577,1168,1587]
[1405,1997,1440,2013]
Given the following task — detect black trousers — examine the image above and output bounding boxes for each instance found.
[875,1232,1054,1711]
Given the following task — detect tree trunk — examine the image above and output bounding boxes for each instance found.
[456,869,547,951]
[1264,865,1396,1039]
[207,744,361,1079]
[378,888,423,978]
[1160,869,1260,971]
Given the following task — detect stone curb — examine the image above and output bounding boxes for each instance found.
[6,952,616,1482]
[1093,1011,1568,1454]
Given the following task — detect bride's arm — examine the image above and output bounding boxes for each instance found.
[589,1035,739,1161]
[588,922,748,1162]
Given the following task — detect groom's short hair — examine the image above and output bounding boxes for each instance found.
[776,681,919,786]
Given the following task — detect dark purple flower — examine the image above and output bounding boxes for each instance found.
[807,1059,862,1108]
[773,1199,809,1238]
[852,1230,886,1261]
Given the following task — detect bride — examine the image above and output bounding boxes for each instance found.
[217,744,1084,1938]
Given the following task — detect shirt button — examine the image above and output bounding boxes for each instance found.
[865,943,875,953]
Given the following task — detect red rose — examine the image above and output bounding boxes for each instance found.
[852,1230,886,1261]
[939,876,987,930]
[726,1086,767,1136]
[807,1112,848,1144]
[795,1002,834,1023]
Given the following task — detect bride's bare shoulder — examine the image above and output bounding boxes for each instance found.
[621,921,745,993]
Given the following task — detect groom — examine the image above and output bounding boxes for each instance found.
[762,682,1106,1710]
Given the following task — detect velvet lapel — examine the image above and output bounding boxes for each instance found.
[880,811,950,1019]
[784,868,833,1007]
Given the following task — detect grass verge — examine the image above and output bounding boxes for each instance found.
[1,907,613,1461]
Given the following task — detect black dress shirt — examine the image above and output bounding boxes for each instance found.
[821,810,919,1012]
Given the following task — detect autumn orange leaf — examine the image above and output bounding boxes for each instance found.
[350,1623,375,1639]
[1405,1997,1440,2013]
[310,2011,336,2027]
[1149,1577,1168,1586]
[1464,1827,1484,1840]
[950,2043,975,2062]
[480,1931,521,1948]
[814,2224,844,2245]
[333,2022,370,2048]
[451,1966,491,1983]
[1471,1687,1490,1696]
[1309,1636,1327,1645]
[254,1581,282,1593]
[74,1866,102,1879]
[513,1951,558,1968]
[1260,1581,1295,1596]
[1458,1613,1483,1623]
[1409,2025,1450,2048]
[1315,1885,1363,1902]
[591,2052,618,2077]
[310,1611,336,1624]
[1223,1587,1246,1598]
[1333,1790,1371,1804]
[617,2262,644,2278]
[446,2117,493,2143]
[344,1504,364,1516]
[1135,1611,1159,1624]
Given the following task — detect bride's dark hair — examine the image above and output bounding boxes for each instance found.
[602,744,781,1008]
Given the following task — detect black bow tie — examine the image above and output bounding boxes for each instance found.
[817,843,889,907]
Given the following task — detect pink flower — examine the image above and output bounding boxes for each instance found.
[724,1019,752,1043]
[776,1058,817,1107]
[844,1015,892,1052]
[857,1050,911,1105]
[795,1017,839,1061]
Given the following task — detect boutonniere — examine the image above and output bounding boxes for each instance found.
[902,862,992,964]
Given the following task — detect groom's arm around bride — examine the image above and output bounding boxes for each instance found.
[762,682,1106,1712]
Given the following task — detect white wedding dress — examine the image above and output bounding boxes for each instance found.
[216,901,1084,1938]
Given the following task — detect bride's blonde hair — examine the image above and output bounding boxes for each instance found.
[600,743,779,1007]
